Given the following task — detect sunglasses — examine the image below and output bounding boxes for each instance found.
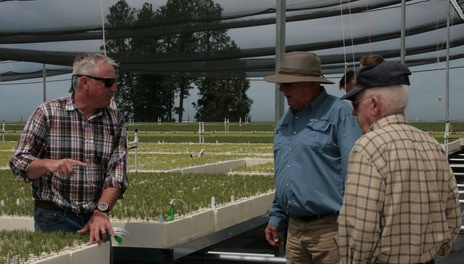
[73,74,116,88]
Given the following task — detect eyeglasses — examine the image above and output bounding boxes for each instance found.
[73,74,116,88]
[350,100,359,109]
[279,83,294,89]
[351,96,372,110]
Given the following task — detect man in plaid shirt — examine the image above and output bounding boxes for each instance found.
[10,53,129,245]
[338,61,461,263]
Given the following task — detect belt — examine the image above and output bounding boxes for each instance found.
[34,200,92,217]
[295,211,339,222]
[378,260,434,264]
[35,200,64,211]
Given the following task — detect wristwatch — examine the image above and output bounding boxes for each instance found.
[96,202,109,213]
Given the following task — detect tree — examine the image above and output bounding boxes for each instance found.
[105,0,253,122]
[194,77,253,122]
[130,3,173,121]
[105,0,136,120]
[154,0,252,122]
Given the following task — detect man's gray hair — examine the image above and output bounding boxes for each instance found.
[71,53,118,91]
[362,84,409,115]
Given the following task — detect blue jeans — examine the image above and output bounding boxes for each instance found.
[34,206,92,232]
[34,205,113,263]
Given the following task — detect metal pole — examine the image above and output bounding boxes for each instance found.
[134,128,139,174]
[444,1,451,155]
[400,0,406,64]
[42,64,46,102]
[274,3,287,251]
[274,0,286,124]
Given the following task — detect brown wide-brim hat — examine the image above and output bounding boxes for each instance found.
[264,51,334,84]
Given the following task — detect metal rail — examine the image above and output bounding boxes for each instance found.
[185,252,286,263]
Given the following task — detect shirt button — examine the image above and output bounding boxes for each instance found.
[293,131,297,135]
[287,165,290,168]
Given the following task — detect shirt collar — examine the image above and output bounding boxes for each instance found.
[66,93,77,111]
[289,86,327,114]
[66,92,104,119]
[370,113,408,132]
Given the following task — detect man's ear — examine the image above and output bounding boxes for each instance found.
[370,96,381,116]
[81,77,90,90]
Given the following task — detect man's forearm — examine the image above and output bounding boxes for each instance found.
[97,187,122,212]
[26,159,51,180]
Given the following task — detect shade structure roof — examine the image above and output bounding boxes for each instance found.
[1,0,464,82]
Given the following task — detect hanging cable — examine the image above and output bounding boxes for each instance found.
[346,0,356,70]
[339,0,356,90]
[339,0,348,71]
[366,0,373,54]
[100,0,117,110]
[100,0,107,56]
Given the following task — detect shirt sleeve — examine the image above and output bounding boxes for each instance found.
[339,147,384,263]
[268,195,289,229]
[443,168,462,255]
[337,106,363,180]
[9,106,48,182]
[103,112,129,197]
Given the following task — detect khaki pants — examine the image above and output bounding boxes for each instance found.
[286,214,339,264]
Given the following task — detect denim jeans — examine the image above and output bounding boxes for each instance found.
[34,206,92,233]
[34,205,113,263]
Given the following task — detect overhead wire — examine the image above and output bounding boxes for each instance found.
[339,0,348,70]
[339,0,357,90]
[1,0,463,80]
[366,0,373,54]
[347,1,356,70]
[100,0,107,56]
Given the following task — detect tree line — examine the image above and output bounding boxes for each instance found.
[104,0,253,122]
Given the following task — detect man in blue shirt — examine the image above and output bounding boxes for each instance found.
[263,51,362,264]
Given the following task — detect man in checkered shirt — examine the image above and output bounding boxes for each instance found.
[338,61,461,264]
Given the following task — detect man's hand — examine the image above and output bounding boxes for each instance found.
[265,225,284,247]
[27,158,87,180]
[77,210,115,245]
[48,159,87,176]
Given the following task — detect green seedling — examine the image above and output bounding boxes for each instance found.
[113,227,129,244]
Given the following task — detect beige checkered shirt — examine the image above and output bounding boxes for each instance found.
[339,114,461,264]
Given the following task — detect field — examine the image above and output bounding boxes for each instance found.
[0,133,275,263]
[1,120,462,218]
[0,121,462,263]
[2,121,464,143]
[0,140,275,219]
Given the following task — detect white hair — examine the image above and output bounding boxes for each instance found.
[71,53,118,91]
[362,84,409,115]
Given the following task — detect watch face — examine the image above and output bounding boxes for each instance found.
[98,202,109,212]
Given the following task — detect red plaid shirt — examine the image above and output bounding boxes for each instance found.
[10,94,128,214]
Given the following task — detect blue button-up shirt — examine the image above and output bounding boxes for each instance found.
[269,88,362,228]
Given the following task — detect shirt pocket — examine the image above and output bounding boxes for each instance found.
[302,120,333,148]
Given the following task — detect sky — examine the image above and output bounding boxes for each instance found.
[1,60,463,123]
[1,0,464,124]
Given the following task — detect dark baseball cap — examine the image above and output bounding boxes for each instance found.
[340,61,411,100]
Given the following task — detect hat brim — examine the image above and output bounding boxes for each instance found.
[264,74,334,84]
[340,86,364,100]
